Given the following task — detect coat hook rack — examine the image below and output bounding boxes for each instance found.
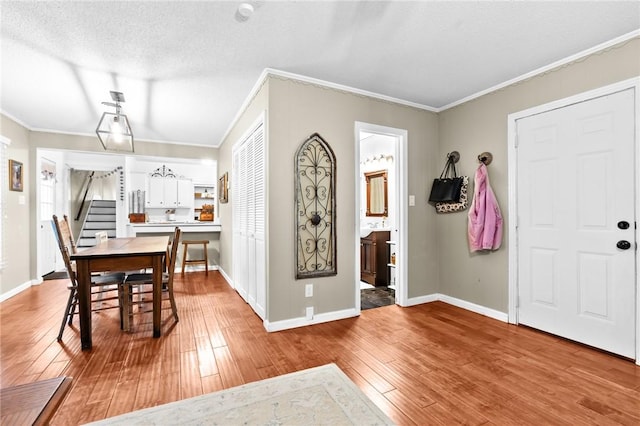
[447,151,460,163]
[478,152,493,166]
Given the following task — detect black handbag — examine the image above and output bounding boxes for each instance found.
[429,156,463,203]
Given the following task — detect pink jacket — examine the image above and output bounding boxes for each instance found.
[468,164,503,252]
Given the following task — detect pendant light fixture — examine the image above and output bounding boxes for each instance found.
[96,91,134,152]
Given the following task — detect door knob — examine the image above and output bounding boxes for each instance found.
[617,221,630,230]
[616,240,631,250]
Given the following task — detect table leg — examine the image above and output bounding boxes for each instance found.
[76,260,92,350]
[153,254,162,338]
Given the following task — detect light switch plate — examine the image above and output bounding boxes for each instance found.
[305,283,313,297]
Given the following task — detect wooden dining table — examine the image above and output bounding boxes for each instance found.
[70,236,169,350]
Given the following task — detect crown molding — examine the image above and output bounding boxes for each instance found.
[436,29,640,112]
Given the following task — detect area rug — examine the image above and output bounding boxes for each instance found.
[86,363,394,425]
[361,286,395,310]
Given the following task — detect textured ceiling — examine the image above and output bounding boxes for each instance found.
[1,1,639,148]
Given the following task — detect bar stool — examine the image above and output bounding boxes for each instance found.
[181,240,209,275]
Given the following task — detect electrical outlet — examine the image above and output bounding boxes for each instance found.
[305,283,313,297]
[409,195,415,206]
[306,307,314,320]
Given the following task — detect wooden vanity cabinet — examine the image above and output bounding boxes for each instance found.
[360,230,390,286]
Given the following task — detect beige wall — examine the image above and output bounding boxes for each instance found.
[218,78,269,278]
[437,37,640,313]
[1,116,31,294]
[0,117,217,296]
[266,77,438,322]
[3,36,638,322]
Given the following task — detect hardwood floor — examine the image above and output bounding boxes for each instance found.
[1,271,638,425]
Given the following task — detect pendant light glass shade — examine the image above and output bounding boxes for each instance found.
[96,91,134,152]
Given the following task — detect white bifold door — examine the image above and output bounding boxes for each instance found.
[516,89,636,359]
[232,121,266,320]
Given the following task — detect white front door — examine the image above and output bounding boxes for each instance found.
[516,89,636,358]
[39,158,58,275]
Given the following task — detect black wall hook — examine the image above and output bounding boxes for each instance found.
[447,151,460,163]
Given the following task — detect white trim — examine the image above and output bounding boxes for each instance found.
[264,308,359,333]
[0,109,212,149]
[263,293,507,332]
[0,280,32,303]
[404,293,508,322]
[436,294,509,323]
[507,77,640,364]
[217,266,234,289]
[266,68,437,112]
[439,30,640,112]
[220,69,435,147]
[354,122,409,309]
[404,293,439,307]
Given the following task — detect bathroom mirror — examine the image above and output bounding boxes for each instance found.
[365,170,388,217]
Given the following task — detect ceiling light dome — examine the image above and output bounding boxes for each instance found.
[238,3,254,19]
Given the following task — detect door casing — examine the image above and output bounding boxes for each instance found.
[507,77,640,364]
[355,122,408,309]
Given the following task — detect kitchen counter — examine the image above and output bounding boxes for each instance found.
[127,221,221,271]
[128,221,221,234]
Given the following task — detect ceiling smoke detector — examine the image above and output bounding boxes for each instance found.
[237,3,254,20]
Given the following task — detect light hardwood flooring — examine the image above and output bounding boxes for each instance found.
[1,271,638,425]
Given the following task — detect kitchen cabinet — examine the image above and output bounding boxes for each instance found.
[177,179,194,208]
[146,177,192,209]
[360,230,390,286]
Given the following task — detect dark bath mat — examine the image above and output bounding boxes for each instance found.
[361,286,395,310]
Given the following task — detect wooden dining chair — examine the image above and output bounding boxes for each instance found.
[122,227,181,331]
[51,215,126,341]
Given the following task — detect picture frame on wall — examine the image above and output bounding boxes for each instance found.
[218,172,228,203]
[9,159,23,192]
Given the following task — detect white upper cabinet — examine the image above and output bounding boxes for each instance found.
[146,176,191,209]
[177,179,193,208]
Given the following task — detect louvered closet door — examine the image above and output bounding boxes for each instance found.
[232,148,245,299]
[231,121,266,319]
[253,126,266,318]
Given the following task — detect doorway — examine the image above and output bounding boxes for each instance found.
[355,122,407,311]
[508,80,639,360]
[37,156,59,277]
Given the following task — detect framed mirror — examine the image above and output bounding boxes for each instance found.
[365,170,387,216]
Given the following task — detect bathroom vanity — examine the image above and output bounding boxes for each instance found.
[360,230,390,286]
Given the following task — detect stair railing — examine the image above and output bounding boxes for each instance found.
[75,171,95,221]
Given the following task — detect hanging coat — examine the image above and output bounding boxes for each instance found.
[468,163,503,252]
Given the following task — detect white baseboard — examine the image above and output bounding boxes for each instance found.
[404,293,508,322]
[0,280,33,303]
[265,308,359,332]
[435,293,508,322]
[217,267,233,289]
[403,293,439,306]
[181,265,219,273]
[263,293,506,332]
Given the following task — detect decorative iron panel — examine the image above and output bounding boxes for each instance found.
[295,133,336,278]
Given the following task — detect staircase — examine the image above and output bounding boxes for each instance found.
[77,200,117,248]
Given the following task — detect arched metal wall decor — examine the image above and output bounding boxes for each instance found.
[295,133,337,279]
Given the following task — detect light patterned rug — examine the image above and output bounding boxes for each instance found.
[86,363,394,425]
